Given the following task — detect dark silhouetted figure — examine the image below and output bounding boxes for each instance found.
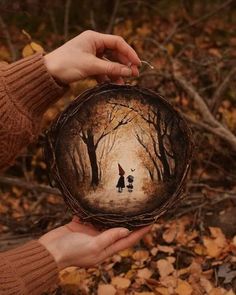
[127,175,134,192]
[116,163,125,193]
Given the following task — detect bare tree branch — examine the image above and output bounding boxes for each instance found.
[174,72,236,151]
[0,176,61,195]
[210,67,236,115]
[106,0,120,34]
[181,0,233,30]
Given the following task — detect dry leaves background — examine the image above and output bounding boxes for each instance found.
[0,1,236,294]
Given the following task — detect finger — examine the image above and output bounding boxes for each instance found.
[95,227,130,249]
[131,64,139,77]
[97,33,141,66]
[107,51,130,66]
[100,225,152,260]
[109,53,139,77]
[90,57,133,77]
[107,75,125,84]
[96,74,111,83]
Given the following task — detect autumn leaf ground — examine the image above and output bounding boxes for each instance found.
[1,1,236,294]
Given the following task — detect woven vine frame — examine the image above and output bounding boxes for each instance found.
[44,83,193,229]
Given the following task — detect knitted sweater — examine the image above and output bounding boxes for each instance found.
[0,53,65,294]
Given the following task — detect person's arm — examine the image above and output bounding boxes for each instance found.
[0,53,65,171]
[0,30,147,295]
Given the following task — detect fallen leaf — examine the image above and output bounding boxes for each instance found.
[175,279,193,295]
[132,250,149,261]
[119,248,133,257]
[163,224,176,243]
[151,247,158,256]
[97,284,116,295]
[194,244,207,256]
[157,259,175,277]
[158,245,174,254]
[209,288,225,295]
[217,263,236,284]
[137,268,152,279]
[143,233,154,247]
[111,276,131,289]
[22,42,44,57]
[199,277,213,293]
[155,287,169,295]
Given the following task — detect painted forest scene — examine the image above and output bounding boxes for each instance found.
[55,89,189,216]
[1,1,236,293]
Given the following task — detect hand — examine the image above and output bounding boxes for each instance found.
[44,30,141,84]
[39,217,151,270]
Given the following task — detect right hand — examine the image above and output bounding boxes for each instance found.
[39,217,151,270]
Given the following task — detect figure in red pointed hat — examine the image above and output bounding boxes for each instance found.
[116,163,125,193]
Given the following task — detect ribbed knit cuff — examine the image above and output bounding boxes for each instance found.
[2,240,59,294]
[0,53,66,118]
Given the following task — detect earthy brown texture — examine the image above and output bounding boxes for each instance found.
[45,83,193,229]
[0,53,64,294]
[0,241,59,295]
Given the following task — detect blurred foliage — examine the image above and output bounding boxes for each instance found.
[0,0,236,293]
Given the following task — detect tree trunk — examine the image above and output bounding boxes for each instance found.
[86,130,99,186]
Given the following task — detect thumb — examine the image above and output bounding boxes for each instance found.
[95,227,130,250]
[91,57,133,77]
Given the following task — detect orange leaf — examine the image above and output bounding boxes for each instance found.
[155,287,169,295]
[157,259,175,277]
[98,284,116,295]
[175,279,193,295]
[137,268,152,279]
[111,276,131,289]
[132,250,149,261]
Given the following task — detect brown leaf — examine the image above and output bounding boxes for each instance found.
[194,244,207,256]
[175,279,193,295]
[158,245,174,254]
[157,259,175,277]
[111,276,131,289]
[119,248,133,257]
[203,227,227,258]
[162,224,176,243]
[209,288,225,295]
[132,250,149,261]
[199,277,213,293]
[137,268,152,279]
[155,287,169,295]
[97,284,116,295]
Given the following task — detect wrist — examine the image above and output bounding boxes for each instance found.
[39,236,66,270]
[44,53,68,86]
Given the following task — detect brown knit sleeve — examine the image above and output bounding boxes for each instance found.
[0,53,66,171]
[0,240,59,294]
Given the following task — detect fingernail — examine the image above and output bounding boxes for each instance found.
[120,228,130,237]
[121,67,132,77]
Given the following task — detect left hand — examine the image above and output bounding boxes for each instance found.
[44,30,141,84]
[39,217,151,270]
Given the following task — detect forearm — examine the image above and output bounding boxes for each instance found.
[0,241,59,295]
[0,53,65,171]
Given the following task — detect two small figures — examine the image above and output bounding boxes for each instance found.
[116,163,134,193]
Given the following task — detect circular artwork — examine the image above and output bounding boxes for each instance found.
[45,83,193,229]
